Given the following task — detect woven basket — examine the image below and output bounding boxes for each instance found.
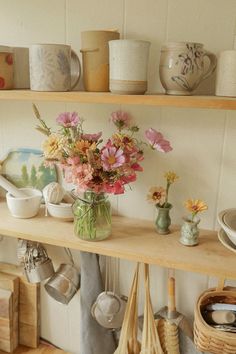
[194,280,236,354]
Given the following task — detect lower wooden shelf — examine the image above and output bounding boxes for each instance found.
[0,344,69,354]
[0,201,235,279]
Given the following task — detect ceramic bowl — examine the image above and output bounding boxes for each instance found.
[6,187,42,218]
[217,209,236,245]
[47,202,73,221]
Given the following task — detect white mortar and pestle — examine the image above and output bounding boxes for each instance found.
[0,170,42,218]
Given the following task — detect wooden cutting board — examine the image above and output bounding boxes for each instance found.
[0,272,19,352]
[0,263,40,348]
[0,288,13,353]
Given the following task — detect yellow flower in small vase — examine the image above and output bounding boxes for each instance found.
[147,171,179,235]
[180,199,208,247]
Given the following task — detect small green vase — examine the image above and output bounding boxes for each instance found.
[155,203,172,235]
[180,217,200,246]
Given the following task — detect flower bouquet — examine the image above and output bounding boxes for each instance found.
[34,106,172,240]
[147,171,178,234]
[180,199,208,246]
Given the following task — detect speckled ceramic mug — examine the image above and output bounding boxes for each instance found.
[29,44,81,91]
[0,46,14,90]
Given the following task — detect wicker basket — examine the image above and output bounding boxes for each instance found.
[194,280,236,354]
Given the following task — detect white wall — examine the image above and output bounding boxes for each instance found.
[0,1,236,353]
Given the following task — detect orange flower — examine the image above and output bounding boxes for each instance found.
[184,199,208,218]
[147,187,166,205]
[75,140,96,155]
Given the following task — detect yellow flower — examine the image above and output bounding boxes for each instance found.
[165,171,179,184]
[147,187,166,204]
[184,199,208,214]
[75,140,96,155]
[42,134,63,160]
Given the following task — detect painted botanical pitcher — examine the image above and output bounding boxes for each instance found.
[159,42,217,95]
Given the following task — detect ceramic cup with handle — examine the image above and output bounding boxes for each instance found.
[0,46,14,90]
[159,42,217,95]
[29,44,81,91]
[12,47,30,89]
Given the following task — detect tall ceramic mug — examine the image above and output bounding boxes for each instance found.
[81,30,120,92]
[159,42,217,95]
[0,46,14,90]
[12,47,30,89]
[216,50,236,97]
[109,39,151,94]
[29,44,81,91]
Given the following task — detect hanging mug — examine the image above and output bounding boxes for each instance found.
[159,42,217,95]
[29,44,81,91]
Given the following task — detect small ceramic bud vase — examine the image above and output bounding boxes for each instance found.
[180,217,200,246]
[155,203,172,235]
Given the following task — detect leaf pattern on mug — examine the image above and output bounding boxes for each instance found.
[175,43,204,76]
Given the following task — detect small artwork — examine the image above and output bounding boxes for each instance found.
[0,148,57,190]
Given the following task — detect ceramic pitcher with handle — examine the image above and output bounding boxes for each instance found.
[159,42,217,95]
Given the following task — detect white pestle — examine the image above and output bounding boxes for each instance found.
[0,175,28,198]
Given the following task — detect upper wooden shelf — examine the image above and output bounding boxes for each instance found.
[0,90,236,110]
[0,201,234,279]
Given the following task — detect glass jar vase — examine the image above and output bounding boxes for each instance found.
[72,191,111,241]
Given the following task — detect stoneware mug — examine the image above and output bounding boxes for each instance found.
[12,47,30,89]
[216,50,236,97]
[29,44,81,91]
[159,42,217,95]
[109,39,151,94]
[0,46,14,90]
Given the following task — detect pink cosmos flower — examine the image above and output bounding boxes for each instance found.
[145,128,172,153]
[101,146,125,171]
[56,112,80,128]
[104,180,125,194]
[81,132,102,142]
[110,111,130,130]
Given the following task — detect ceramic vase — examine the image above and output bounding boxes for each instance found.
[159,42,217,95]
[72,191,111,241]
[0,46,14,90]
[180,217,200,246]
[155,203,172,235]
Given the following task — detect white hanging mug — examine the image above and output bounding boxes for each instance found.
[159,42,217,95]
[29,44,81,91]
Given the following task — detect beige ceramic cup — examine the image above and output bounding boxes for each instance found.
[81,30,120,92]
[159,42,217,95]
[12,47,30,89]
[109,39,151,95]
[216,50,236,97]
[0,46,14,90]
[29,44,81,91]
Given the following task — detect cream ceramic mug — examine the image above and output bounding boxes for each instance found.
[159,42,217,95]
[0,46,14,89]
[29,44,81,91]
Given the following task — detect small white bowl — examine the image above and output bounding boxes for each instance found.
[6,188,42,218]
[47,202,73,221]
[218,209,236,246]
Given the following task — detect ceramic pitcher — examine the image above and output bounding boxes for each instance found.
[29,44,81,91]
[159,42,217,95]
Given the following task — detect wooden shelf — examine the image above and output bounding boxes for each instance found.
[0,201,235,279]
[0,90,236,110]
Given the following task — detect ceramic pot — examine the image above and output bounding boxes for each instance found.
[179,217,200,246]
[159,42,217,95]
[109,39,150,94]
[155,203,172,235]
[29,44,81,91]
[6,188,42,218]
[0,46,14,90]
[216,50,236,97]
[81,30,120,92]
